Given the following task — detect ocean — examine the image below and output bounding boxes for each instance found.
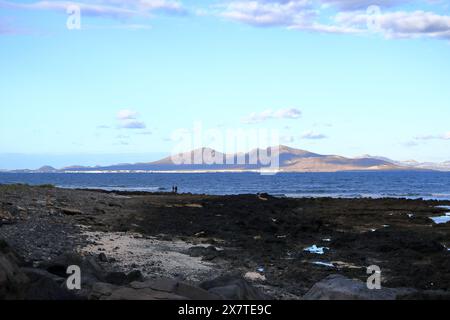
[1,171,450,200]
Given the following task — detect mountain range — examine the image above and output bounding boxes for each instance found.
[6,145,450,173]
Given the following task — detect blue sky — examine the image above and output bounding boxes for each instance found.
[1,0,450,169]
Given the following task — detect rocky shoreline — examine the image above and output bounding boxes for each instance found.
[1,184,450,300]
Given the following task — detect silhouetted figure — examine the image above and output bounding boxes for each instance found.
[175,186,178,194]
[172,185,175,193]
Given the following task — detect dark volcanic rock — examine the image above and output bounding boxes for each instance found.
[200,274,269,300]
[25,277,79,300]
[98,253,108,263]
[105,270,144,285]
[0,240,29,299]
[187,246,221,261]
[90,279,219,300]
[302,275,416,300]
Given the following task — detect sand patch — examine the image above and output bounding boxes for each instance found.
[79,230,218,282]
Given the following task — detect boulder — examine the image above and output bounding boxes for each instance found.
[25,277,79,300]
[98,253,108,263]
[90,282,187,300]
[104,270,144,285]
[21,267,65,284]
[43,253,106,285]
[129,278,178,292]
[0,240,29,299]
[187,246,221,261]
[107,287,186,300]
[39,252,110,299]
[200,274,269,300]
[302,274,416,300]
[89,282,118,300]
[173,281,220,300]
[90,278,220,301]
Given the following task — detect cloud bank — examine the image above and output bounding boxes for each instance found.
[218,0,450,40]
[2,0,450,41]
[0,0,185,20]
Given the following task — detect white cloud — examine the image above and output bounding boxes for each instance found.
[119,119,147,129]
[117,109,138,120]
[137,130,153,135]
[3,0,450,41]
[117,109,146,129]
[403,141,419,147]
[217,1,450,40]
[300,130,327,139]
[0,0,185,20]
[415,132,450,140]
[335,10,450,40]
[242,108,302,124]
[221,0,314,27]
[218,0,365,34]
[320,0,409,11]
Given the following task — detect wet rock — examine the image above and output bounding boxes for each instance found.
[302,274,416,300]
[200,274,269,300]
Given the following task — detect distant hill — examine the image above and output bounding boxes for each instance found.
[10,145,447,173]
[358,155,450,172]
[19,145,420,173]
[37,166,57,173]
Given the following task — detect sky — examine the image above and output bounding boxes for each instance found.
[1,0,450,169]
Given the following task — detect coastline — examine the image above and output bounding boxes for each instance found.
[1,184,450,300]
